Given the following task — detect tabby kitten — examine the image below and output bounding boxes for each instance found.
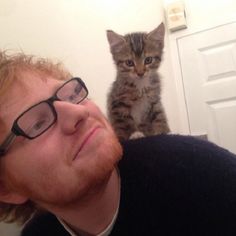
[106,23,170,141]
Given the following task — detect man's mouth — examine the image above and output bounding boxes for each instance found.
[73,126,100,160]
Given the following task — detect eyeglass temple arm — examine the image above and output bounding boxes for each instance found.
[0,133,16,156]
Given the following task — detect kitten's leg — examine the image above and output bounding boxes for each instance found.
[147,103,170,135]
[129,131,145,139]
[110,115,136,141]
[108,97,137,141]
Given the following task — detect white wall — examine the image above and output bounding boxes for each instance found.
[1,0,235,134]
[0,0,179,133]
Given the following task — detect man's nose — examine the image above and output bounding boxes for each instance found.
[53,100,89,134]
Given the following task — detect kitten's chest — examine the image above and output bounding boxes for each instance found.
[131,91,150,124]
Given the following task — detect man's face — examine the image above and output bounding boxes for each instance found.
[0,73,122,210]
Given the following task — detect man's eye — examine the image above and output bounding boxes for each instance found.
[74,85,82,94]
[68,94,77,102]
[32,120,47,131]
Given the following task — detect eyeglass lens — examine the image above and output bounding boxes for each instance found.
[17,78,87,138]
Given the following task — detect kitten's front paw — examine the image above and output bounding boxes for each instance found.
[129,131,145,140]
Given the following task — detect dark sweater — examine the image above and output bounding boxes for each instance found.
[21,135,236,236]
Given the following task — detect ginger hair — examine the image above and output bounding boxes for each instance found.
[0,50,71,224]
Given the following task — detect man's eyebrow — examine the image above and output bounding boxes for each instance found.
[48,79,66,93]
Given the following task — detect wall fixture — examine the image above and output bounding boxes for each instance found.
[165,1,187,32]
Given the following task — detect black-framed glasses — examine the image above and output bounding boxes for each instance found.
[0,77,88,157]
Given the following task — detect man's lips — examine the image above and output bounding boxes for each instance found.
[73,126,100,160]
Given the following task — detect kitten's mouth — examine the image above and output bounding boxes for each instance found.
[136,75,145,79]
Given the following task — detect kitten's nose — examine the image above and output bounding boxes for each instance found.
[137,72,145,77]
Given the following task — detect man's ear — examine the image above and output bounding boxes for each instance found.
[0,181,28,204]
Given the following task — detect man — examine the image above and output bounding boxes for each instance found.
[0,51,236,236]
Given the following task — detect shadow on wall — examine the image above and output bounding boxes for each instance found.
[0,222,22,236]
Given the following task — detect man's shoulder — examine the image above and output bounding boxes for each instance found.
[120,134,235,162]
[119,134,197,168]
[21,212,70,236]
[115,135,236,236]
[118,134,236,183]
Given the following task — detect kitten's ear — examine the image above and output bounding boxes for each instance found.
[147,22,165,42]
[106,30,126,49]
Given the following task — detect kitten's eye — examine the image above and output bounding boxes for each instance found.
[125,60,134,67]
[154,56,161,62]
[144,57,153,65]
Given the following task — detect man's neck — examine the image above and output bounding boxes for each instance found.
[51,168,120,235]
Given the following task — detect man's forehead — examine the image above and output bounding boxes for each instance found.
[1,93,28,120]
[0,85,32,134]
[0,103,12,141]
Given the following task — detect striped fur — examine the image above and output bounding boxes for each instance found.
[106,23,170,141]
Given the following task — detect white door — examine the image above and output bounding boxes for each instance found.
[178,22,236,154]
